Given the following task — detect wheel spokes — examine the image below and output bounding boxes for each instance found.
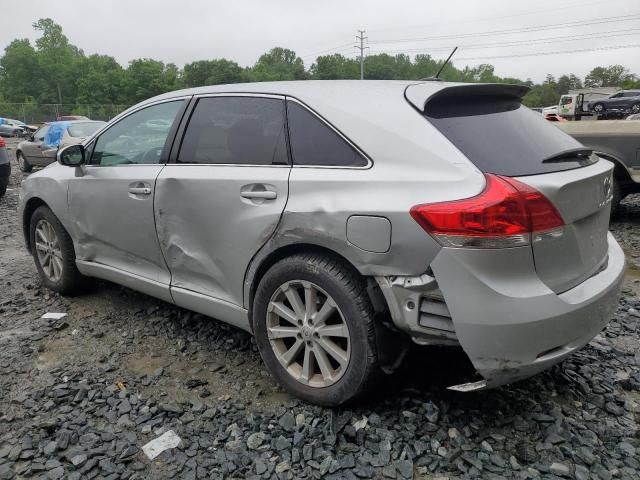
[313,298,336,327]
[281,338,304,366]
[316,337,349,368]
[317,323,349,338]
[270,301,299,326]
[284,285,305,320]
[304,284,318,321]
[267,326,299,340]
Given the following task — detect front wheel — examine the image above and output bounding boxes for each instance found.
[30,206,84,294]
[631,103,640,114]
[252,253,380,406]
[592,103,605,114]
[17,152,32,173]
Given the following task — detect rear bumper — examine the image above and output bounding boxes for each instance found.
[380,233,625,389]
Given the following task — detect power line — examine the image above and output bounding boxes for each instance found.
[370,14,640,45]
[369,28,640,56]
[368,0,628,35]
[300,42,355,60]
[355,30,369,80]
[454,43,640,61]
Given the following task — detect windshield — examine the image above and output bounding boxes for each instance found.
[425,96,588,176]
[67,122,105,137]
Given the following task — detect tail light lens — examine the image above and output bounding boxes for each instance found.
[0,137,5,148]
[410,174,564,248]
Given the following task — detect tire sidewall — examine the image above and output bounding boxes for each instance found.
[17,152,31,173]
[30,206,73,291]
[253,258,374,406]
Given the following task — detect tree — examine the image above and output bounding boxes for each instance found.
[76,54,126,104]
[250,48,306,81]
[32,18,81,104]
[0,39,42,102]
[310,54,359,79]
[124,59,180,103]
[584,65,635,88]
[182,59,246,87]
[557,74,582,94]
[364,54,412,79]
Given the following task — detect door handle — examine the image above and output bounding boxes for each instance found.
[240,190,277,200]
[128,186,152,195]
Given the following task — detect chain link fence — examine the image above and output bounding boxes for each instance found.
[0,103,131,125]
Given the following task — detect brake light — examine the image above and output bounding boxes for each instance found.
[0,137,5,148]
[410,174,564,248]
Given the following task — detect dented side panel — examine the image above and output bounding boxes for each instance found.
[67,165,170,285]
[155,165,290,308]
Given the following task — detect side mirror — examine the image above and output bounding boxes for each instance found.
[58,144,85,167]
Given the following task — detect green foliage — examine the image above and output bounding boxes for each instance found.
[182,59,247,87]
[584,65,636,88]
[1,18,639,112]
[250,48,306,81]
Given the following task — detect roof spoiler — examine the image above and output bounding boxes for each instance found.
[405,83,530,112]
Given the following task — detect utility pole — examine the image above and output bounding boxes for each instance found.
[355,30,369,80]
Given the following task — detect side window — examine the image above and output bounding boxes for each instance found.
[178,97,287,165]
[286,102,367,167]
[34,126,49,142]
[91,101,182,166]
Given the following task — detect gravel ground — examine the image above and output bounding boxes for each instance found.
[0,139,638,480]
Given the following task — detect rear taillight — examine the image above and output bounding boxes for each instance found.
[0,138,5,148]
[410,174,564,248]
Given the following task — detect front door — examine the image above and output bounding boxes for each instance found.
[68,100,186,295]
[22,125,49,164]
[155,95,290,307]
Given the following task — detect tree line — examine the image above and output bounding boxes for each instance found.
[1,18,640,110]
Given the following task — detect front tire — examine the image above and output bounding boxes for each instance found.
[17,152,32,173]
[252,253,380,406]
[30,206,83,294]
[631,103,640,114]
[592,103,605,114]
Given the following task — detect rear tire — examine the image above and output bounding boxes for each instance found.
[252,253,380,406]
[631,103,640,114]
[0,185,6,198]
[592,103,605,114]
[17,152,32,173]
[30,206,84,294]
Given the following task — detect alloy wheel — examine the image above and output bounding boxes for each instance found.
[632,104,640,114]
[266,280,351,388]
[34,219,63,283]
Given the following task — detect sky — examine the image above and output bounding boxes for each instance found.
[2,0,640,83]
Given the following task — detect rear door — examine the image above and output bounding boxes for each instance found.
[155,95,290,307]
[410,83,613,293]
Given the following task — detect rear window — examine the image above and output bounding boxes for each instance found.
[68,122,104,137]
[425,96,587,176]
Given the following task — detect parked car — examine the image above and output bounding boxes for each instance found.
[0,118,36,137]
[18,81,624,405]
[58,115,90,121]
[556,119,640,214]
[0,137,9,197]
[588,90,640,115]
[16,120,105,172]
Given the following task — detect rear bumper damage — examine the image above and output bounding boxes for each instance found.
[377,233,625,390]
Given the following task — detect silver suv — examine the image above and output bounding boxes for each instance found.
[18,81,624,405]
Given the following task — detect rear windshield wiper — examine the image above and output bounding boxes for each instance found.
[542,148,594,164]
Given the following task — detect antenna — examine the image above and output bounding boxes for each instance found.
[434,46,458,79]
[421,46,458,81]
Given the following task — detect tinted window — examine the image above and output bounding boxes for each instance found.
[287,102,367,167]
[68,122,105,137]
[425,96,587,176]
[178,97,288,165]
[91,101,182,166]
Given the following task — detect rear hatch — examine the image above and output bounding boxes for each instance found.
[406,83,613,293]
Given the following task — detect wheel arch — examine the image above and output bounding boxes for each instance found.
[245,242,389,331]
[22,197,50,253]
[595,151,632,183]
